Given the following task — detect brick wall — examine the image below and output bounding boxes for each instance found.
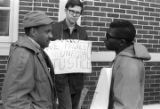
[81,0,160,108]
[0,56,8,100]
[82,0,160,52]
[83,62,112,109]
[1,0,160,109]
[19,0,59,36]
[144,62,160,104]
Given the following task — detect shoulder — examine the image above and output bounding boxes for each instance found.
[52,21,63,29]
[51,21,64,40]
[9,45,34,64]
[76,25,88,40]
[116,55,143,71]
[76,24,86,32]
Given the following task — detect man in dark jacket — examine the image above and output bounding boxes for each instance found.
[51,0,88,109]
[104,19,151,109]
[2,11,57,109]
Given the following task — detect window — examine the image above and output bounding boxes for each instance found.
[0,0,19,55]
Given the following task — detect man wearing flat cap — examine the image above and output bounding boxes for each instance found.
[2,11,57,109]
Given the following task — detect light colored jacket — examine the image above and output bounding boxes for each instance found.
[2,36,56,109]
[109,43,151,109]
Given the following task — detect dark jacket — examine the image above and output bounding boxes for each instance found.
[52,20,88,93]
[52,20,88,40]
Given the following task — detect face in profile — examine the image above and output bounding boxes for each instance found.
[104,28,122,51]
[33,24,52,49]
[65,5,82,25]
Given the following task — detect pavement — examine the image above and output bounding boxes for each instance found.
[0,103,159,109]
[143,104,160,109]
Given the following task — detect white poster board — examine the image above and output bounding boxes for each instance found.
[45,40,92,74]
[90,68,112,109]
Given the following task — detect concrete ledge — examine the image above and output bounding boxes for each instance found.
[91,52,160,62]
[0,43,10,56]
[0,47,160,62]
[143,104,160,109]
[91,51,115,62]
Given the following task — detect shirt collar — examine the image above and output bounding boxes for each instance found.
[62,19,78,31]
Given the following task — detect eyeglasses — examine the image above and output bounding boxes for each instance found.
[68,9,81,17]
[106,33,121,40]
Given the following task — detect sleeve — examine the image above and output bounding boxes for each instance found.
[113,60,144,109]
[2,48,35,109]
[84,30,88,40]
[81,27,88,40]
[51,22,61,40]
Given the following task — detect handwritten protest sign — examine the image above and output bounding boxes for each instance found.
[45,40,92,74]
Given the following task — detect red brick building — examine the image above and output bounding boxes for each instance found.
[0,0,160,109]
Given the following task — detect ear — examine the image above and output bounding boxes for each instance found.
[120,39,126,46]
[65,8,67,13]
[30,28,38,38]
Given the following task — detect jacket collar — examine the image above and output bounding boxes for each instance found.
[118,43,151,60]
[28,37,40,49]
[14,36,41,54]
[62,19,79,31]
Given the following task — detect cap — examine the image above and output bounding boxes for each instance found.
[23,11,53,28]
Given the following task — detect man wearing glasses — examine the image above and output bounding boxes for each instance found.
[51,0,88,109]
[104,19,151,109]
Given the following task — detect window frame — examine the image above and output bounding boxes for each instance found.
[0,0,19,55]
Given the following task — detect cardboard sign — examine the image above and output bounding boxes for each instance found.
[45,40,92,74]
[90,68,112,109]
